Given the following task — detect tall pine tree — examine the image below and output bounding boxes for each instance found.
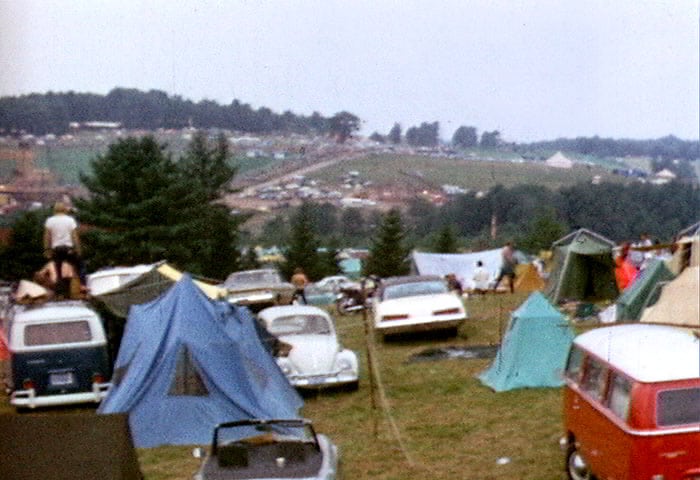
[363,208,411,277]
[75,135,240,278]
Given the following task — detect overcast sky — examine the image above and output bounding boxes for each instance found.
[1,0,698,142]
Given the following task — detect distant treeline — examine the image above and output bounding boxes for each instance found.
[258,181,700,252]
[1,88,698,162]
[519,135,699,163]
[0,88,334,136]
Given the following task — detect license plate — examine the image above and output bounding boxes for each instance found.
[50,372,75,386]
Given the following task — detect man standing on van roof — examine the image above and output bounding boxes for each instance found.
[43,202,84,288]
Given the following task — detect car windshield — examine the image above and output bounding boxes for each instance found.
[24,320,92,346]
[269,314,331,335]
[217,421,314,446]
[226,271,280,287]
[383,280,448,300]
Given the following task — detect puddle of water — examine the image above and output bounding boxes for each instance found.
[406,345,499,363]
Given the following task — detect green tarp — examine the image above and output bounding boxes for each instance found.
[615,258,675,322]
[478,292,575,391]
[544,228,619,303]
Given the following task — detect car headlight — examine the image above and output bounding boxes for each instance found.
[337,358,354,373]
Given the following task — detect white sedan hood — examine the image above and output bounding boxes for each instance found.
[283,334,339,374]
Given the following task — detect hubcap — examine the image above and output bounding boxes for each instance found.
[568,450,592,480]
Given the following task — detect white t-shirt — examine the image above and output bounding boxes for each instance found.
[45,214,78,248]
[472,266,490,290]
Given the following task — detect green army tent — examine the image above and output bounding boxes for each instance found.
[478,291,575,391]
[544,228,619,304]
[615,258,675,322]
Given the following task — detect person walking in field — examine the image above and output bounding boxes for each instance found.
[494,242,517,293]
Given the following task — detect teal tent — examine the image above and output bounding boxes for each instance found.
[615,258,675,322]
[479,292,575,391]
[544,228,619,304]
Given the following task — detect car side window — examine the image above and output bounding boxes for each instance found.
[657,387,700,426]
[607,373,633,421]
[565,346,585,383]
[581,357,607,401]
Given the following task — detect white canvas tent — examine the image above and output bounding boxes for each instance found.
[639,265,699,328]
[545,151,573,169]
[411,249,502,291]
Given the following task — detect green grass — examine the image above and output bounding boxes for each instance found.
[306,153,625,192]
[0,292,572,479]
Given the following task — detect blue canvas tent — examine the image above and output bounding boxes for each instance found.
[98,275,303,447]
[478,292,575,391]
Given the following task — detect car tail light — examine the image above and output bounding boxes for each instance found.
[22,379,35,390]
[93,373,106,383]
[433,308,460,315]
[382,314,409,322]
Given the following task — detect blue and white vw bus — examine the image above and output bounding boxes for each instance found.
[7,300,112,409]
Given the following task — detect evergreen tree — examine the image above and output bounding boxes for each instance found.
[0,209,48,280]
[516,208,568,253]
[363,208,411,277]
[388,123,402,144]
[433,224,459,253]
[281,201,323,280]
[75,135,240,278]
[179,130,237,200]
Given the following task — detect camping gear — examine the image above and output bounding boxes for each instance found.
[478,291,575,391]
[544,228,619,304]
[98,275,303,448]
[0,412,142,480]
[615,258,675,322]
[92,261,226,318]
[639,265,699,328]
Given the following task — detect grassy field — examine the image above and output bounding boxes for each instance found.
[5,139,628,193]
[1,291,575,480]
[305,153,624,192]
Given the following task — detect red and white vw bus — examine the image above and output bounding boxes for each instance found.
[561,323,700,480]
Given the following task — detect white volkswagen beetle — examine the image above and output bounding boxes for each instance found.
[257,305,359,390]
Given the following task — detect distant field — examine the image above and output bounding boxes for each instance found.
[306,153,626,192]
[24,145,276,185]
[4,141,626,194]
[0,292,584,480]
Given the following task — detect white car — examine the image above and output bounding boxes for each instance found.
[258,305,359,390]
[312,275,354,292]
[372,275,467,339]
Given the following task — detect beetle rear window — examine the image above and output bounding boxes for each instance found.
[657,387,700,426]
[24,320,92,346]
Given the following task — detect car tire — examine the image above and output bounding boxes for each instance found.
[566,443,596,480]
[345,380,359,392]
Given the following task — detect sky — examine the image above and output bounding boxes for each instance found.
[0,0,698,142]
